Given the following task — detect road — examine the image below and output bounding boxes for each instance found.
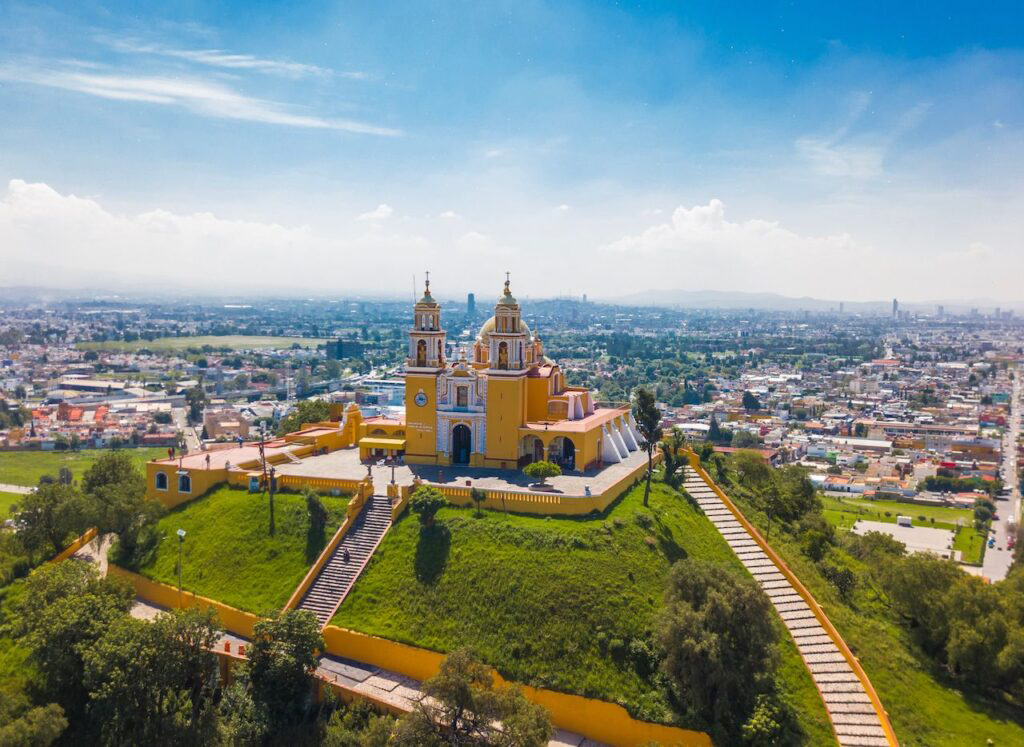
[173,406,202,454]
[980,371,1021,581]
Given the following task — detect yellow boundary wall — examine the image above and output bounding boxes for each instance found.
[686,452,899,747]
[113,563,710,747]
[50,527,98,563]
[283,488,371,611]
[426,450,662,516]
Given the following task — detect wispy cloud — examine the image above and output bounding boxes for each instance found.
[0,62,399,135]
[104,37,366,80]
[356,204,394,221]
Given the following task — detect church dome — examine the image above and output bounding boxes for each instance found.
[478,315,531,344]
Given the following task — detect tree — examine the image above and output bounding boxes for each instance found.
[277,399,332,436]
[12,483,90,558]
[81,608,220,745]
[82,452,162,557]
[742,390,761,413]
[392,648,552,747]
[633,387,662,507]
[185,385,206,423]
[411,486,447,528]
[248,610,324,731]
[470,487,487,517]
[731,430,762,449]
[660,428,687,487]
[0,697,66,747]
[658,559,778,743]
[17,561,134,723]
[523,460,561,486]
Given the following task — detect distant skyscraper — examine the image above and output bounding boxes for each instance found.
[583,293,588,304]
[937,304,945,319]
[892,298,898,319]
[467,293,476,316]
[839,301,845,313]
[995,307,1001,319]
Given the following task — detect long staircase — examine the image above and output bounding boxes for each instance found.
[297,496,392,626]
[683,470,896,747]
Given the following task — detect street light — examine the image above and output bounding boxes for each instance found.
[176,528,186,606]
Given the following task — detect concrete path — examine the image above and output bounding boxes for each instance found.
[983,371,1021,582]
[683,472,893,747]
[0,482,33,494]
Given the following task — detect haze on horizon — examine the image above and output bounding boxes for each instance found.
[1,1,1022,303]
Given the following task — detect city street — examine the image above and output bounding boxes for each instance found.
[981,371,1021,581]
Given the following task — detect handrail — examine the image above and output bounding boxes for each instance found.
[686,452,899,747]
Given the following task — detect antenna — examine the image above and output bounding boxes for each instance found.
[412,274,416,302]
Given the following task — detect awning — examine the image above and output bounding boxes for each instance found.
[359,437,407,450]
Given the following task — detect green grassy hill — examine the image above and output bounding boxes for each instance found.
[121,486,349,614]
[334,479,833,741]
[0,448,167,488]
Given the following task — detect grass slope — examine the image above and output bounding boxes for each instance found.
[0,448,167,488]
[77,335,327,353]
[0,491,23,518]
[729,481,1024,746]
[334,479,833,741]
[126,486,349,614]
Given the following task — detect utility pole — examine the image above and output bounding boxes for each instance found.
[176,528,186,606]
[268,466,276,536]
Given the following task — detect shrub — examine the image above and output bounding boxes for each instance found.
[523,460,561,484]
[410,486,446,527]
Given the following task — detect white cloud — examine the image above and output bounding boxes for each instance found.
[554,204,570,213]
[438,210,460,220]
[0,63,399,135]
[103,37,358,79]
[355,204,394,221]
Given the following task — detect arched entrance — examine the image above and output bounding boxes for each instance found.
[452,424,472,464]
[548,436,576,470]
[519,435,545,467]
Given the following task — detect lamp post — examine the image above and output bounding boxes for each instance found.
[176,528,186,606]
[268,466,276,536]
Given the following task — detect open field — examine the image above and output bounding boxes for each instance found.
[122,486,349,614]
[77,335,328,353]
[0,492,22,518]
[726,476,1024,746]
[0,448,167,488]
[822,495,986,563]
[334,478,833,741]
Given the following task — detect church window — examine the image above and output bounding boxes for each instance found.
[155,472,168,490]
[178,474,192,493]
[498,341,509,369]
[456,386,468,408]
[416,339,427,367]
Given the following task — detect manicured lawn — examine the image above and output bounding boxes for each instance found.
[0,448,167,488]
[728,480,1024,746]
[125,486,349,614]
[952,526,987,565]
[0,491,24,517]
[334,479,833,741]
[77,335,327,353]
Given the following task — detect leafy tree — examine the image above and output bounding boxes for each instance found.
[81,608,220,744]
[185,385,206,422]
[82,452,162,557]
[12,483,90,558]
[523,460,561,486]
[632,387,662,507]
[0,696,66,747]
[248,610,324,731]
[17,561,134,723]
[658,559,777,742]
[277,399,332,436]
[731,430,762,449]
[742,390,761,413]
[391,647,552,747]
[411,486,447,528]
[660,428,687,487]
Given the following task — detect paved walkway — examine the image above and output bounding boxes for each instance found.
[682,472,893,747]
[0,482,33,494]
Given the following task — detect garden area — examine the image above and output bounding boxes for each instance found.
[333,476,834,743]
[0,447,167,488]
[116,486,350,614]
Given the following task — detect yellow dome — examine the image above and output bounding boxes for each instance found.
[478,315,531,343]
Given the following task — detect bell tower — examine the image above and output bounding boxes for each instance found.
[404,272,446,464]
[488,273,529,372]
[484,273,529,467]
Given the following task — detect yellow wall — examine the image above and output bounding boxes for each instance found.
[50,527,98,563]
[322,625,710,747]
[404,372,438,462]
[526,374,551,422]
[147,462,228,506]
[484,376,526,466]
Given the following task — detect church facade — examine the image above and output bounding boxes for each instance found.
[358,276,643,472]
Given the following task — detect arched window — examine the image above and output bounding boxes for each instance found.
[155,472,168,490]
[498,341,509,369]
[416,339,427,367]
[178,474,192,493]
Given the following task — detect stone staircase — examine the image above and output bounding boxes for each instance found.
[683,471,894,747]
[297,496,392,626]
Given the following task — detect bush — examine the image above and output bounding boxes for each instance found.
[410,486,446,527]
[523,460,561,484]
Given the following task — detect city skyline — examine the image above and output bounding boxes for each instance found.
[1,1,1022,301]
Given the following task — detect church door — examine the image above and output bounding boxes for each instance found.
[452,424,472,464]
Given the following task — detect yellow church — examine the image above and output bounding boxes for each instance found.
[357,275,644,472]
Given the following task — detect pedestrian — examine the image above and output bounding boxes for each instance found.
[343,547,351,563]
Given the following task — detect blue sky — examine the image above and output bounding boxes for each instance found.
[1,1,1022,302]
